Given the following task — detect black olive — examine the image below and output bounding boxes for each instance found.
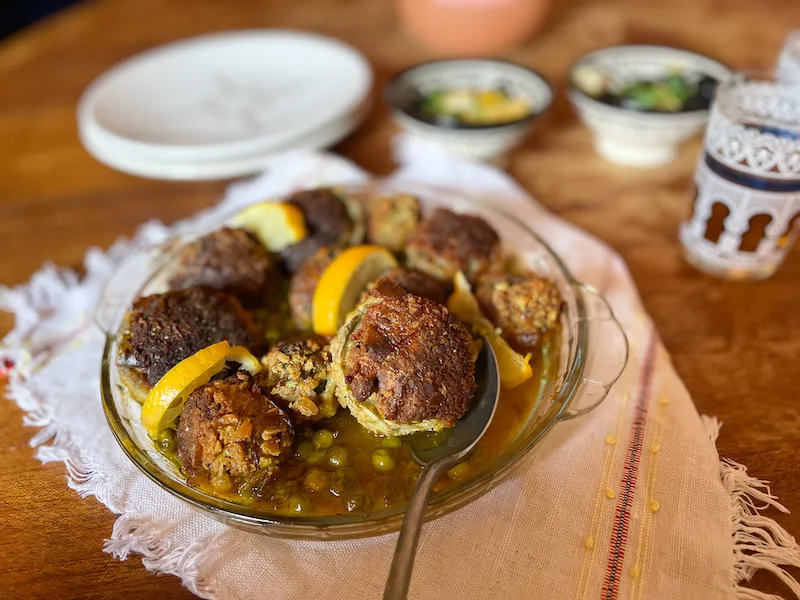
[698,75,719,102]
[598,92,622,107]
[681,94,710,112]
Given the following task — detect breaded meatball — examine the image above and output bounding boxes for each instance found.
[405,208,501,284]
[381,267,451,305]
[282,188,364,272]
[169,228,277,307]
[288,246,338,330]
[176,372,293,490]
[331,278,476,436]
[122,287,262,386]
[261,336,337,421]
[366,194,421,252]
[475,273,562,353]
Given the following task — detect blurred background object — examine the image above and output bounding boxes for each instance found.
[0,0,78,40]
[568,45,730,167]
[396,0,551,56]
[385,58,553,164]
[778,30,800,80]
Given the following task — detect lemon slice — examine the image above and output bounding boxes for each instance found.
[140,341,262,438]
[447,272,532,389]
[230,201,308,252]
[312,245,398,336]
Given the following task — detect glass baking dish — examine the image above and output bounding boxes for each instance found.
[97,182,628,540]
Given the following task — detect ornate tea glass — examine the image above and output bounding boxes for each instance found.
[679,72,800,280]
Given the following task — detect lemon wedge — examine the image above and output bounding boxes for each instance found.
[447,271,532,389]
[230,201,308,252]
[140,341,262,438]
[312,245,398,336]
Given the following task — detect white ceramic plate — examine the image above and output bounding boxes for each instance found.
[78,30,372,164]
[80,102,370,180]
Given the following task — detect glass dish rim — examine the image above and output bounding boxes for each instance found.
[100,191,602,537]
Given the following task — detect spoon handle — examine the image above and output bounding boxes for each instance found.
[383,457,458,600]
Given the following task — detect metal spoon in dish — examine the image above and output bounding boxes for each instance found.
[383,339,501,600]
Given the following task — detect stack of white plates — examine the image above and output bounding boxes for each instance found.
[78,31,372,180]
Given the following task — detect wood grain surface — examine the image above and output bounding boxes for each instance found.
[1,0,798,598]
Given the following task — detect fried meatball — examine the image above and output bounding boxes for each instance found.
[261,336,337,421]
[176,372,293,490]
[123,287,262,386]
[381,267,451,305]
[366,194,421,252]
[405,208,501,284]
[282,188,364,272]
[169,228,277,307]
[330,278,476,436]
[288,246,338,330]
[475,273,562,354]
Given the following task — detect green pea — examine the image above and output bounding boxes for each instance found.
[372,449,396,472]
[288,494,310,513]
[303,468,329,493]
[327,447,350,468]
[297,441,314,459]
[313,429,334,450]
[329,468,354,497]
[156,429,176,454]
[345,494,371,513]
[447,462,470,480]
[380,436,402,449]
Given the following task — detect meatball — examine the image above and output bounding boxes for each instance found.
[288,246,338,330]
[261,336,337,421]
[330,278,477,436]
[475,273,562,354]
[366,194,421,252]
[169,228,277,307]
[123,287,262,386]
[176,372,294,490]
[405,208,501,284]
[381,267,451,305]
[282,188,364,272]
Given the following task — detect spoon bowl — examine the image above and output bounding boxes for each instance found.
[384,338,500,600]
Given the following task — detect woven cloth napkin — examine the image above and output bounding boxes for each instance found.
[2,139,799,600]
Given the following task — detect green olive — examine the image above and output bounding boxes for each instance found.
[313,429,334,450]
[156,429,176,454]
[372,449,396,472]
[288,494,310,513]
[447,462,470,480]
[380,436,402,449]
[303,468,329,493]
[327,447,350,468]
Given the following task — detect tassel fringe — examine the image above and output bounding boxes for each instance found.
[702,416,800,599]
[105,515,226,600]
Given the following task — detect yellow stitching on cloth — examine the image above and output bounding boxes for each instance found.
[573,391,630,600]
[628,393,667,600]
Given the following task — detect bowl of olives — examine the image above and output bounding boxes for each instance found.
[568,45,731,167]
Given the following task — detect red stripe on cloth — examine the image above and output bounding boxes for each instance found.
[600,330,658,600]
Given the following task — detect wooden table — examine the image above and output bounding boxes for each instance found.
[1,0,798,598]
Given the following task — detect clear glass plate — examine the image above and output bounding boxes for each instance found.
[97,182,629,540]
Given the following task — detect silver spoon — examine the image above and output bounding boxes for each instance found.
[383,339,500,600]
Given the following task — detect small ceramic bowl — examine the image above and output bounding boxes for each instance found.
[568,45,731,168]
[385,59,553,164]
